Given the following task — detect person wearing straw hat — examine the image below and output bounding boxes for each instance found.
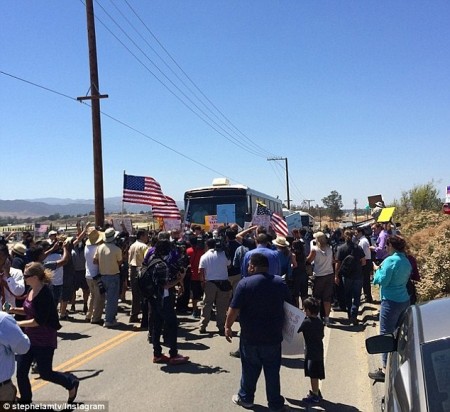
[84,227,105,325]
[272,236,296,284]
[11,243,27,272]
[93,228,123,328]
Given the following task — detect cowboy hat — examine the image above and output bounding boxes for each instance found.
[272,236,289,248]
[86,228,103,246]
[12,243,26,256]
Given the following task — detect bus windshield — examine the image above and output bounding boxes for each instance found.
[186,194,248,227]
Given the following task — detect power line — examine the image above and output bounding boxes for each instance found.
[121,0,277,159]
[90,0,271,158]
[0,69,243,185]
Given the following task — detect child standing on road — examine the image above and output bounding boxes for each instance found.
[297,297,325,404]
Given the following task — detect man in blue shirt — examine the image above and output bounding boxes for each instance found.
[240,234,280,278]
[0,311,30,401]
[225,253,290,412]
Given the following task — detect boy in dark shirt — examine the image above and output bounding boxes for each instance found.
[297,297,325,404]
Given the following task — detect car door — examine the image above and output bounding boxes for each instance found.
[385,310,414,412]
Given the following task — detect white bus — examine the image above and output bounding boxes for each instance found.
[184,178,283,227]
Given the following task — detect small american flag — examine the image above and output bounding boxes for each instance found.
[270,212,289,237]
[252,201,288,237]
[34,223,49,234]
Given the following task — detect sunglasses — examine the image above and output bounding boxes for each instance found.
[23,273,35,279]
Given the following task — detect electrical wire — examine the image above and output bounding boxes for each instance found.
[121,0,278,159]
[91,0,271,158]
[106,0,271,158]
[0,69,245,185]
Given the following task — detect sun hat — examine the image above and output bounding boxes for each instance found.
[272,236,289,248]
[104,228,116,243]
[12,243,26,256]
[313,231,325,239]
[86,228,103,245]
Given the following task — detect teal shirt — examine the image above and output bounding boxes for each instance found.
[373,252,412,303]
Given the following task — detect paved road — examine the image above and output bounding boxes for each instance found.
[17,292,382,412]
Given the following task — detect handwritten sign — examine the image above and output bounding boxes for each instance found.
[282,302,305,355]
[205,215,221,231]
[111,218,132,234]
[217,204,236,224]
[164,219,182,231]
[285,213,302,233]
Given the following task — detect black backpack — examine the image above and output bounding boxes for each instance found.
[338,247,358,278]
[137,257,164,299]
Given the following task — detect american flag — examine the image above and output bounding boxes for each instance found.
[34,223,49,235]
[151,195,181,219]
[270,211,289,237]
[252,201,288,237]
[123,174,180,219]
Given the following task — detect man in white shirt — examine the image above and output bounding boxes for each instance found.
[0,245,25,310]
[198,238,231,335]
[356,227,373,303]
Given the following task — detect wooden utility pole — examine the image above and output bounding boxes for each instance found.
[77,0,108,228]
[354,198,358,223]
[304,199,315,215]
[267,157,291,210]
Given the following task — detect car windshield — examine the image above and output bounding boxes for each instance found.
[421,337,450,412]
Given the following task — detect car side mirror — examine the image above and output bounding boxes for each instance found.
[366,334,397,354]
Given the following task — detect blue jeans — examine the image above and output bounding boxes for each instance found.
[380,299,410,367]
[238,341,284,411]
[101,274,120,323]
[150,294,178,357]
[342,277,363,319]
[16,346,77,403]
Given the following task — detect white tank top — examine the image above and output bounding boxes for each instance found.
[312,245,334,277]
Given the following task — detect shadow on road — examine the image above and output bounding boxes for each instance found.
[159,361,230,375]
[67,368,105,381]
[282,357,304,369]
[287,397,362,411]
[176,341,210,351]
[57,332,91,341]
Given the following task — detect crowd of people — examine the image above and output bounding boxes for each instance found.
[0,219,420,409]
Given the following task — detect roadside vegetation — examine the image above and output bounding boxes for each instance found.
[392,182,449,302]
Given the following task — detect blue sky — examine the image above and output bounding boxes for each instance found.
[1,1,449,209]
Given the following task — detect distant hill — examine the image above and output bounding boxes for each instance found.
[0,197,184,218]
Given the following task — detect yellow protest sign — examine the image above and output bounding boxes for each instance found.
[377,207,395,223]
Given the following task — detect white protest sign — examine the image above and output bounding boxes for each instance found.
[164,219,182,231]
[111,218,132,234]
[282,302,305,355]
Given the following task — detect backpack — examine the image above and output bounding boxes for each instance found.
[338,247,358,278]
[137,257,164,299]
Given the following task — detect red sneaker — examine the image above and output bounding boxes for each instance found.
[153,354,170,364]
[169,354,190,365]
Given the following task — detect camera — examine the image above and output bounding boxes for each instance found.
[93,274,106,294]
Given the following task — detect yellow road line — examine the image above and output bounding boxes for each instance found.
[31,331,137,391]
